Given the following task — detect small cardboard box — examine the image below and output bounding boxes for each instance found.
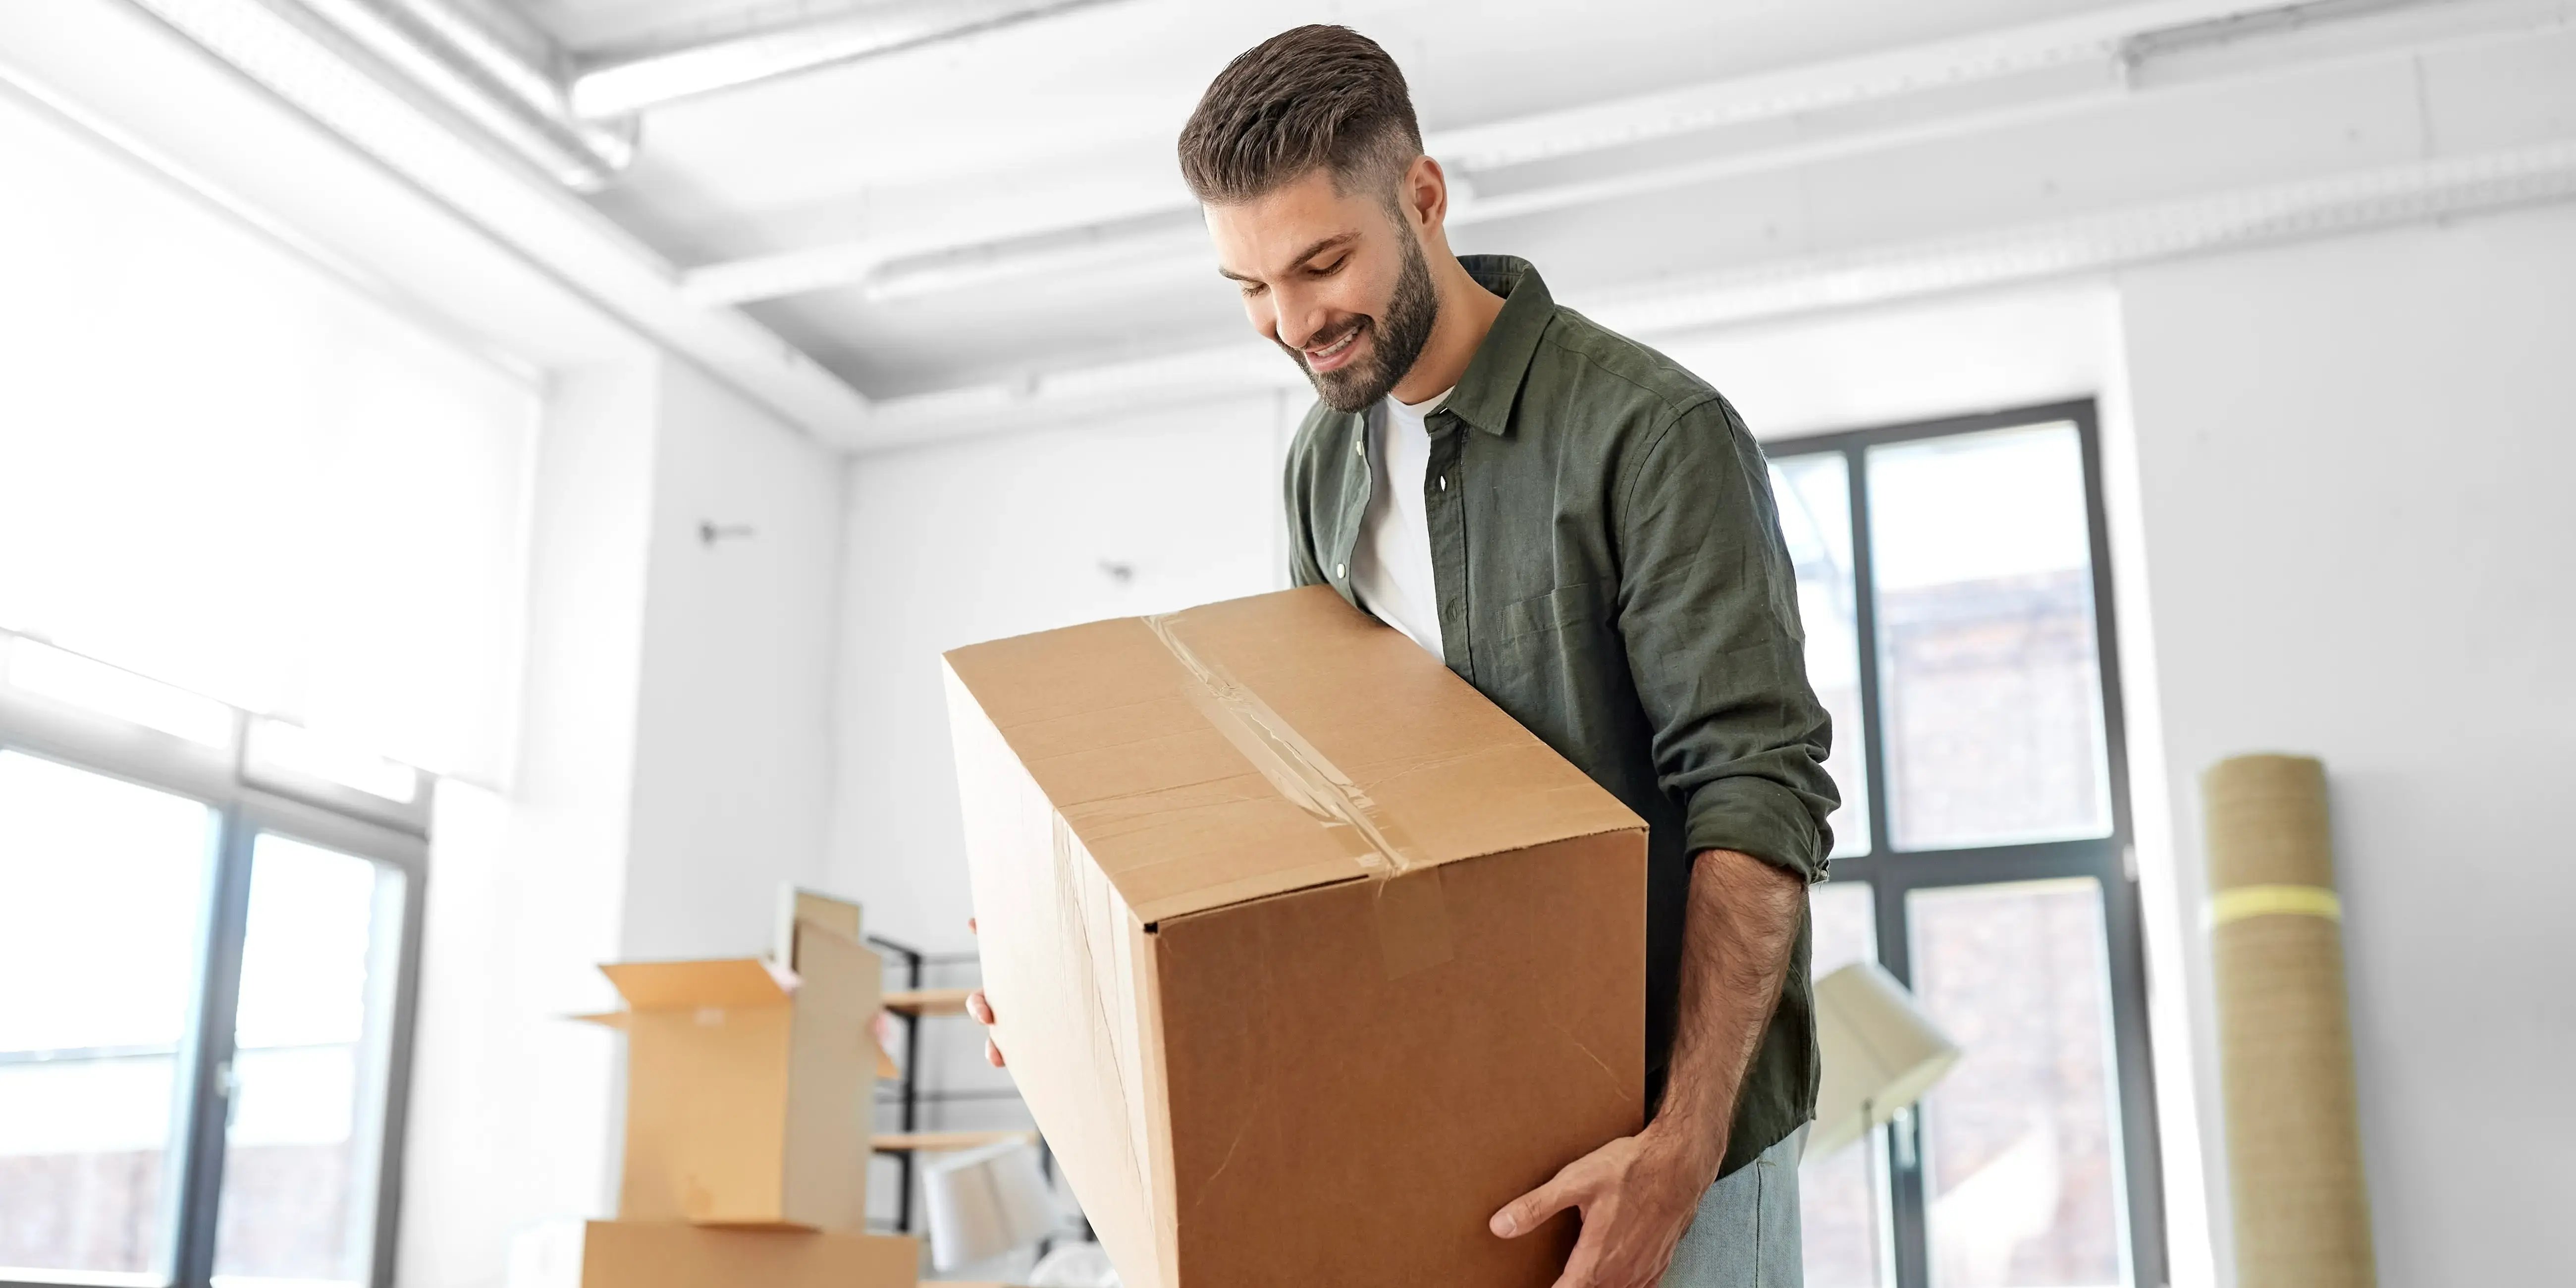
[506,1219,917,1288]
[943,586,1648,1288]
[580,910,880,1231]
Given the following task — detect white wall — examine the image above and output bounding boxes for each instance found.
[1655,285,2120,445]
[622,361,847,960]
[2116,202,2576,1288]
[828,390,1294,956]
[399,364,659,1288]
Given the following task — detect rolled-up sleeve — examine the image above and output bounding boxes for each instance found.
[1614,396,1839,880]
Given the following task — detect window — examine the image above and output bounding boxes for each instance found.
[0,79,537,787]
[1772,403,2163,1288]
[0,635,427,1288]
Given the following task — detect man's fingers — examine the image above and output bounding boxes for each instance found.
[1544,1251,1592,1288]
[1490,1163,1588,1239]
[1545,1226,1616,1288]
[967,919,1000,1064]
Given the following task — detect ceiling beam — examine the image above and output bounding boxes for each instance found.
[287,0,635,189]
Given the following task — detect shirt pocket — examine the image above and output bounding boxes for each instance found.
[1499,580,1609,642]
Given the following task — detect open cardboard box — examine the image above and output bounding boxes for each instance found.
[944,586,1648,1288]
[506,1219,917,1288]
[577,893,881,1231]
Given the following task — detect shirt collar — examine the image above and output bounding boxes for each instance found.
[1440,255,1553,437]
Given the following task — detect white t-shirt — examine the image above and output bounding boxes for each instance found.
[1349,387,1452,658]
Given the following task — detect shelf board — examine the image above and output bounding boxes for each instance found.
[872,1129,1036,1153]
[882,987,973,1017]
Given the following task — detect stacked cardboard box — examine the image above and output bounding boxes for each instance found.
[943,587,1649,1288]
[510,889,919,1288]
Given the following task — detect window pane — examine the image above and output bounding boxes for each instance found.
[213,836,405,1286]
[1802,881,1887,1288]
[1865,424,2111,850]
[1769,452,1870,857]
[1910,879,2125,1288]
[0,751,214,1280]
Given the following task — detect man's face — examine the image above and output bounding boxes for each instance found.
[1205,166,1438,413]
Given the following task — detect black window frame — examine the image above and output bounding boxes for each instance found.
[0,637,430,1288]
[1767,399,2166,1288]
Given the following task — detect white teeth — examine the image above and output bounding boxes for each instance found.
[1311,330,1356,360]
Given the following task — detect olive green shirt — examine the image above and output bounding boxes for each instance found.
[1283,255,1838,1178]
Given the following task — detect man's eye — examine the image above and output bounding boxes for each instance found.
[1311,257,1347,276]
[1240,282,1268,298]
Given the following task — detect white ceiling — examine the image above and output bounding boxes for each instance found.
[483,0,2576,406]
[499,0,2120,394]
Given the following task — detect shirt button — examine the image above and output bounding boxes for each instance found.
[1439,475,1448,491]
[1354,438,1365,459]
[1335,563,1347,579]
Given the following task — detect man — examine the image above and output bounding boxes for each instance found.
[969,25,1838,1288]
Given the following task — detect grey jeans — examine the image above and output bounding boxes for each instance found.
[1658,1124,1808,1288]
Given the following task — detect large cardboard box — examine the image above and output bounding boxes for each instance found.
[943,586,1648,1288]
[578,913,880,1230]
[507,1219,917,1288]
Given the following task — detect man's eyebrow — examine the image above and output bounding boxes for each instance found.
[1215,232,1360,283]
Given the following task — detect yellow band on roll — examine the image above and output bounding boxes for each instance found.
[2207,883,2342,929]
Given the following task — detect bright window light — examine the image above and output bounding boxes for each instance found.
[0,750,215,1280]
[248,719,419,805]
[0,88,535,784]
[3,637,237,748]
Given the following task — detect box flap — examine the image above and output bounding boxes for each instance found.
[779,922,878,1231]
[600,957,797,1011]
[775,886,861,966]
[942,586,1641,924]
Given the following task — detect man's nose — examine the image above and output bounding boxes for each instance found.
[1275,285,1332,350]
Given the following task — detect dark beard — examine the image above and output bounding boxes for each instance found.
[1278,233,1440,414]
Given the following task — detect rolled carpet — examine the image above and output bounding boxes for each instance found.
[2202,753,2375,1288]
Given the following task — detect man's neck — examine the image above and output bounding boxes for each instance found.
[1390,255,1505,405]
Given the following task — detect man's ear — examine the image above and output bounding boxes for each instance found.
[1403,154,1447,232]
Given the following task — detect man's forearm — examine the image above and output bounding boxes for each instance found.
[1644,847,1806,1180]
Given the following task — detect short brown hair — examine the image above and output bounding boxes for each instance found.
[1177,25,1423,207]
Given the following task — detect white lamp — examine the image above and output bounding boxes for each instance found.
[1807,961,1962,1159]
[920,1138,1064,1271]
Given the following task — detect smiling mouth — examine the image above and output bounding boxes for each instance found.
[1303,322,1366,373]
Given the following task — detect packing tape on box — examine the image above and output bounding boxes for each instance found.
[1143,610,1455,980]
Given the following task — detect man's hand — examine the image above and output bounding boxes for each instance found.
[1490,1123,1720,1288]
[1496,848,1801,1288]
[964,917,1004,1068]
